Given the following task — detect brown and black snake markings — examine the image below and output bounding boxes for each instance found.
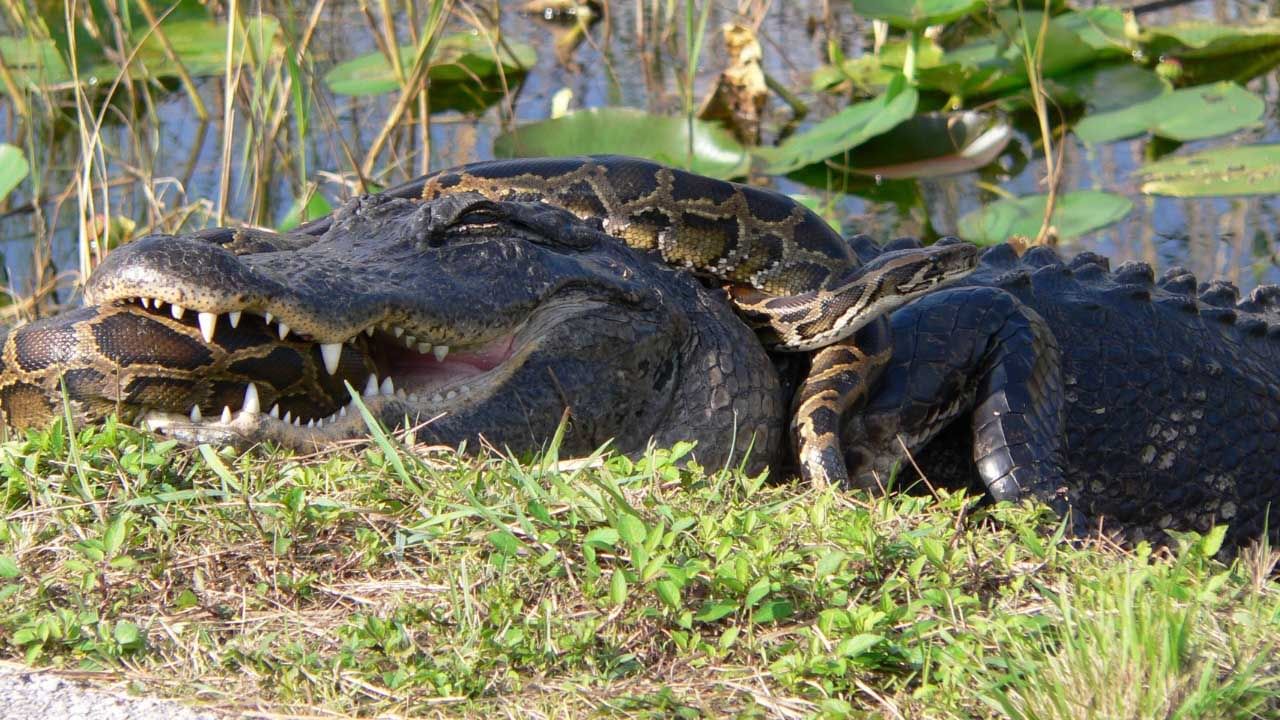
[3,156,1278,550]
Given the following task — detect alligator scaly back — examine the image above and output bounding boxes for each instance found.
[841,240,1280,548]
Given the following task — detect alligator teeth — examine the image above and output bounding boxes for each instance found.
[228,310,242,328]
[242,383,261,415]
[307,418,315,428]
[171,303,186,320]
[408,393,419,403]
[380,377,395,396]
[433,345,449,362]
[417,342,432,354]
[264,312,273,324]
[431,393,443,403]
[189,405,201,422]
[140,297,151,309]
[363,374,379,398]
[364,327,375,337]
[404,335,417,348]
[393,326,405,338]
[220,406,232,424]
[320,343,342,375]
[339,406,347,417]
[445,389,457,401]
[277,322,290,340]
[269,404,280,419]
[283,410,293,424]
[292,416,301,427]
[198,312,218,343]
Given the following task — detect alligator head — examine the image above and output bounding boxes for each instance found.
[0,193,787,467]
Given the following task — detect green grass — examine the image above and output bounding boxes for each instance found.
[0,420,1275,718]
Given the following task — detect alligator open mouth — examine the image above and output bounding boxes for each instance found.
[112,292,531,443]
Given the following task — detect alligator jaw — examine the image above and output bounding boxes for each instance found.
[126,300,539,446]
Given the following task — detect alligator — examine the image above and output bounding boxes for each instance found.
[1,165,1277,549]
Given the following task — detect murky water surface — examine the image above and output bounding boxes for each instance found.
[1,0,1278,304]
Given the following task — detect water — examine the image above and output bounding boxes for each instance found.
[1,0,1277,308]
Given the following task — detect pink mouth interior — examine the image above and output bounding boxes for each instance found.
[381,332,516,390]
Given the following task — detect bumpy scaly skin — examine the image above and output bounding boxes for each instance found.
[840,238,1280,549]
[0,193,786,471]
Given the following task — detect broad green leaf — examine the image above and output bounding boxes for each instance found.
[752,599,794,623]
[0,37,70,92]
[324,33,535,96]
[91,16,281,81]
[0,556,18,578]
[822,110,1011,180]
[494,108,750,179]
[850,0,984,30]
[0,144,29,202]
[1136,20,1280,59]
[1074,82,1263,144]
[753,74,918,175]
[913,8,1126,98]
[279,191,333,231]
[957,191,1132,245]
[837,633,884,658]
[693,600,737,623]
[1045,64,1169,114]
[1135,145,1280,197]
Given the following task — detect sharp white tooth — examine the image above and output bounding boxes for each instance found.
[264,312,273,324]
[433,345,449,362]
[189,406,202,421]
[431,393,443,403]
[269,404,280,419]
[198,312,218,342]
[339,406,347,417]
[417,342,432,354]
[220,406,232,424]
[380,377,394,396]
[364,327,375,337]
[277,322,290,340]
[393,326,404,337]
[283,411,293,423]
[293,417,301,427]
[404,335,417,348]
[228,310,242,328]
[307,418,315,428]
[363,374,379,397]
[140,297,151,309]
[320,343,342,375]
[446,389,457,400]
[155,300,166,310]
[171,303,185,320]
[242,383,260,415]
[396,389,406,399]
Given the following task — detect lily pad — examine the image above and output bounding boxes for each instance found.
[753,75,917,175]
[1045,63,1169,114]
[913,8,1127,98]
[1074,81,1263,145]
[324,33,535,97]
[0,15,280,90]
[849,0,984,30]
[0,144,28,202]
[1134,145,1280,197]
[958,191,1132,245]
[822,111,1011,179]
[1136,20,1280,60]
[107,16,281,80]
[493,108,750,179]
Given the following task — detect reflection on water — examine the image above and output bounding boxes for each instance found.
[0,0,1277,307]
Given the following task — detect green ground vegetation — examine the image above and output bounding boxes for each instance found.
[0,419,1276,718]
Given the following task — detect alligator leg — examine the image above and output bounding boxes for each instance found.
[843,286,1075,518]
[792,316,892,487]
